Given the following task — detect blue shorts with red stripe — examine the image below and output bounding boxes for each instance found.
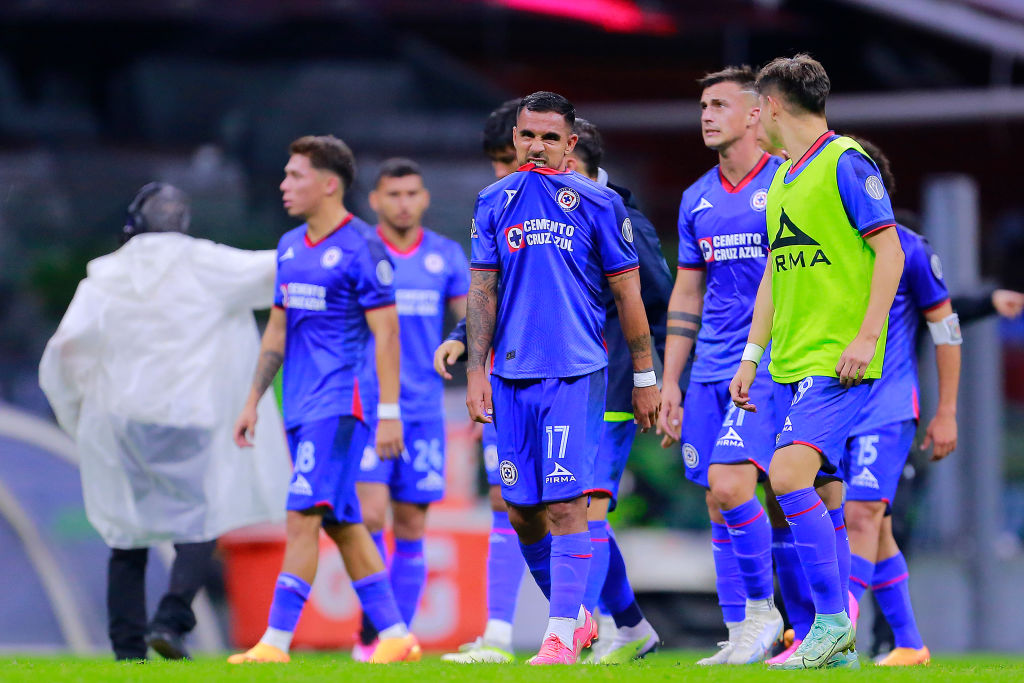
[285,415,368,524]
[841,419,918,510]
[773,376,875,474]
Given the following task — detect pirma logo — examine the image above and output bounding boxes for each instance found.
[683,443,699,469]
[556,187,580,212]
[499,460,518,486]
[505,224,525,252]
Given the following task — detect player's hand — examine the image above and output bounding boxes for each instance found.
[434,339,466,379]
[993,289,1024,319]
[233,402,259,448]
[921,408,957,461]
[836,334,877,388]
[730,361,758,412]
[376,418,404,459]
[657,383,683,447]
[632,385,660,433]
[466,369,494,424]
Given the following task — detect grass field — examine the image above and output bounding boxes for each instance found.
[2,651,1023,682]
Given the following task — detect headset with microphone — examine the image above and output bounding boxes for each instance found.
[121,182,167,244]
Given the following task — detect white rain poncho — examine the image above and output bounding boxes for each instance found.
[39,232,290,549]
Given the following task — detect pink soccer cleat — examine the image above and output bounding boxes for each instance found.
[573,609,599,656]
[351,638,377,663]
[766,638,802,666]
[848,591,860,628]
[529,634,578,665]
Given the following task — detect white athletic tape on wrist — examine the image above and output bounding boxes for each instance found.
[927,313,962,346]
[377,403,401,420]
[633,370,657,388]
[741,342,765,365]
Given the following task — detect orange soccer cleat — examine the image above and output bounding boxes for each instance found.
[877,646,931,666]
[227,642,291,664]
[369,634,422,663]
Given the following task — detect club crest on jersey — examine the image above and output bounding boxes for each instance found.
[424,252,445,274]
[750,189,768,212]
[505,224,525,252]
[320,247,342,269]
[621,217,634,243]
[556,187,580,212]
[699,237,714,262]
[499,460,518,486]
[376,259,395,285]
[864,175,885,200]
[683,443,699,469]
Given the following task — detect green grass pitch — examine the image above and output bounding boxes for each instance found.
[2,651,1023,682]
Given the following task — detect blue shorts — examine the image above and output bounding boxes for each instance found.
[681,371,776,488]
[842,419,918,509]
[357,419,446,504]
[490,369,606,507]
[482,422,500,487]
[593,418,638,511]
[773,376,875,474]
[286,415,368,525]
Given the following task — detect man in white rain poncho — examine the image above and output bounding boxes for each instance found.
[39,183,290,661]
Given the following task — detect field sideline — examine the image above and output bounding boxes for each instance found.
[2,651,1023,682]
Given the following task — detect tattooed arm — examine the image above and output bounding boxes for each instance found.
[465,269,498,423]
[607,269,659,431]
[657,267,704,445]
[234,306,286,447]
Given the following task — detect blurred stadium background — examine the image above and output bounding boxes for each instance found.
[2,0,1024,658]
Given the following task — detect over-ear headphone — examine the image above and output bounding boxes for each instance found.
[121,182,167,243]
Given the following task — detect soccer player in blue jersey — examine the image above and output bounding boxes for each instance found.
[466,91,659,665]
[658,66,785,665]
[351,158,470,656]
[228,135,419,664]
[731,55,906,669]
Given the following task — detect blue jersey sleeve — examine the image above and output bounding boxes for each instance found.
[836,149,897,237]
[446,316,468,346]
[905,234,950,312]
[353,238,397,311]
[470,196,499,271]
[273,237,287,307]
[598,195,640,275]
[446,240,471,299]
[677,192,704,269]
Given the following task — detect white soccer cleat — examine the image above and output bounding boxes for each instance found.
[594,619,660,664]
[586,613,617,662]
[696,640,734,666]
[441,636,514,663]
[726,601,784,665]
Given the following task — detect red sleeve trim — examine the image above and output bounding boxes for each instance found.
[364,302,397,312]
[605,265,640,277]
[470,267,500,272]
[272,304,285,310]
[862,223,896,238]
[923,297,950,313]
[677,265,706,271]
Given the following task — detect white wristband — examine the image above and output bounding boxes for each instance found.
[741,342,765,366]
[377,403,401,420]
[633,370,657,388]
[927,313,963,346]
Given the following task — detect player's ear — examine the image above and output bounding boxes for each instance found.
[421,188,431,212]
[565,133,579,154]
[368,188,380,213]
[565,157,579,173]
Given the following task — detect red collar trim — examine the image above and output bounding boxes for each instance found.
[517,162,570,175]
[377,225,424,256]
[304,213,353,247]
[719,152,772,194]
[787,130,835,177]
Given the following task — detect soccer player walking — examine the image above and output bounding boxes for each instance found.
[229,136,419,664]
[465,91,659,665]
[731,55,905,669]
[659,66,785,665]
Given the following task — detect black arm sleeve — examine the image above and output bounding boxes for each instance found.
[951,288,996,326]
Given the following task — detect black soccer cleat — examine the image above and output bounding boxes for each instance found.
[146,628,191,661]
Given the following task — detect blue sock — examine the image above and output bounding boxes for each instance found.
[829,507,851,615]
[721,498,774,601]
[601,525,643,628]
[583,520,610,612]
[520,533,552,600]
[488,511,526,623]
[873,553,924,649]
[849,554,873,605]
[352,571,404,633]
[776,488,844,616]
[772,526,814,640]
[549,532,590,619]
[359,531,391,641]
[390,538,426,627]
[267,572,311,633]
[711,522,746,624]
[371,530,388,566]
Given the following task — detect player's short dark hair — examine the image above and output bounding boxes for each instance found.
[571,118,603,178]
[289,135,356,192]
[517,91,576,129]
[846,135,896,197]
[375,157,423,188]
[755,53,830,115]
[698,65,757,91]
[482,98,520,155]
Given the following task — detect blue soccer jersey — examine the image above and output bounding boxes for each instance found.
[274,214,395,428]
[677,152,783,382]
[470,164,639,379]
[851,225,950,434]
[361,227,470,422]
